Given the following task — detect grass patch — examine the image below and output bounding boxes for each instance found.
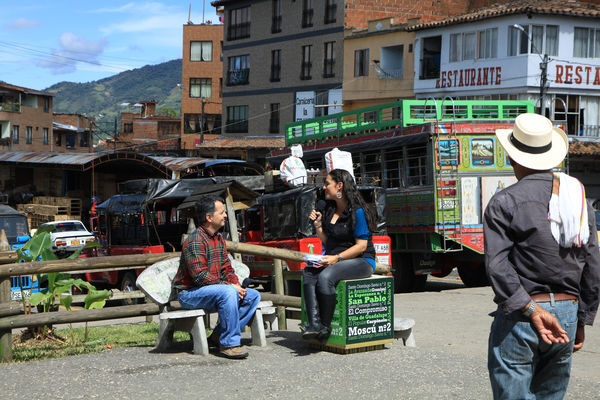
[11,323,191,363]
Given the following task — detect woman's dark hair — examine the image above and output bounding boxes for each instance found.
[195,194,224,226]
[328,169,377,232]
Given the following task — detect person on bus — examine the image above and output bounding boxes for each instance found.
[303,168,378,341]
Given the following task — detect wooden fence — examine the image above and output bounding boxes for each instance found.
[0,237,390,362]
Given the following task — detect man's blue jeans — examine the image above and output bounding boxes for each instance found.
[488,299,578,400]
[178,284,261,348]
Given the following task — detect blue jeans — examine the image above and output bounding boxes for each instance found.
[488,298,578,400]
[178,284,261,348]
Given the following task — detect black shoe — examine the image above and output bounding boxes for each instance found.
[302,283,322,341]
[317,293,337,342]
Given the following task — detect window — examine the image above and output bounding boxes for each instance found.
[574,27,600,58]
[190,78,212,98]
[325,0,336,24]
[55,131,61,146]
[271,50,281,82]
[80,132,89,147]
[301,45,312,80]
[450,29,497,62]
[508,25,558,57]
[354,49,369,77]
[478,28,498,59]
[123,122,133,133]
[302,0,313,28]
[43,97,49,113]
[228,6,250,40]
[226,105,249,133]
[379,45,404,78]
[269,103,280,133]
[272,0,282,33]
[26,126,32,144]
[420,36,441,79]
[66,133,76,149]
[42,128,48,145]
[190,41,212,61]
[323,41,335,77]
[12,125,19,144]
[227,55,250,85]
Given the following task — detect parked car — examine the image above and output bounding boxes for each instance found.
[39,220,95,258]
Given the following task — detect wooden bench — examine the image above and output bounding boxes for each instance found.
[136,257,277,355]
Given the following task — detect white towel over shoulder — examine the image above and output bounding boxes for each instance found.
[548,172,590,247]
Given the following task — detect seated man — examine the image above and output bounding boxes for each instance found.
[174,194,260,359]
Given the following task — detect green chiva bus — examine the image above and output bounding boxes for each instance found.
[270,99,551,292]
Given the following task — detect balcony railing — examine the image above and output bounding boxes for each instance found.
[374,65,403,79]
[271,16,282,33]
[0,102,21,112]
[300,62,312,80]
[302,9,313,27]
[579,125,600,137]
[227,69,249,86]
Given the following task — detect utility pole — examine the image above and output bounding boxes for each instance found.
[539,53,549,117]
[200,97,206,144]
[113,117,117,151]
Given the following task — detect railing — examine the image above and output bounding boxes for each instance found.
[0,102,21,113]
[285,99,535,145]
[579,125,600,138]
[0,237,390,362]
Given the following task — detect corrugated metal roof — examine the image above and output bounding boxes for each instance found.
[52,122,79,132]
[0,81,54,96]
[407,0,600,31]
[196,136,285,149]
[0,151,258,172]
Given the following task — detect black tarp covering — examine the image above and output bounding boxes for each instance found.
[177,181,261,219]
[260,186,318,241]
[96,194,146,214]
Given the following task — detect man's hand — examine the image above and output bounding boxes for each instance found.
[573,324,585,352]
[231,283,246,300]
[530,306,570,345]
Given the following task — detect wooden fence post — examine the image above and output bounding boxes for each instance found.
[272,259,286,330]
[0,229,12,362]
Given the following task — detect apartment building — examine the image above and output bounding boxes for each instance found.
[0,82,53,152]
[53,113,95,153]
[119,101,180,152]
[343,17,416,111]
[181,23,224,155]
[211,0,469,138]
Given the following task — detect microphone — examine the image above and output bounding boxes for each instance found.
[315,199,326,214]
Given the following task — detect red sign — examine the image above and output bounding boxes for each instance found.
[436,66,502,89]
[555,63,600,85]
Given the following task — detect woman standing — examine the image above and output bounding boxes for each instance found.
[303,169,378,341]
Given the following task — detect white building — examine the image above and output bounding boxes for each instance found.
[409,1,600,137]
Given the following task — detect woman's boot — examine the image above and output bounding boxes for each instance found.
[301,283,322,340]
[317,292,337,342]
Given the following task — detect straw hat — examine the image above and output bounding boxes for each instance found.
[496,113,568,170]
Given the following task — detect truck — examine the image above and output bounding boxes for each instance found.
[1,204,37,300]
[270,99,559,292]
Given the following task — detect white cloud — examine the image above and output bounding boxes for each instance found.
[100,14,186,35]
[37,33,109,75]
[5,18,40,30]
[90,3,136,13]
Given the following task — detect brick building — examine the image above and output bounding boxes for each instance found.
[210,0,478,139]
[118,101,181,152]
[181,22,224,155]
[53,113,95,153]
[0,82,53,152]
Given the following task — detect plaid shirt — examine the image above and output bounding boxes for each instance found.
[173,225,239,290]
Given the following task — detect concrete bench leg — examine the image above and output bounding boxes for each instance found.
[156,318,175,352]
[262,312,278,331]
[394,317,416,347]
[250,309,267,347]
[190,317,209,355]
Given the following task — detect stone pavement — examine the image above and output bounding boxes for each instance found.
[1,286,599,400]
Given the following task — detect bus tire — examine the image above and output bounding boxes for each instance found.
[120,272,140,306]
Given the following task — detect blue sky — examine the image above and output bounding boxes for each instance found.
[0,1,219,90]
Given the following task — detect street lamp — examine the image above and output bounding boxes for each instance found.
[513,24,549,115]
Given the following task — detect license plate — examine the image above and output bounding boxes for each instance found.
[71,240,80,245]
[10,289,31,301]
[374,243,389,254]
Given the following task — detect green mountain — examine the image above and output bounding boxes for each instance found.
[45,59,182,138]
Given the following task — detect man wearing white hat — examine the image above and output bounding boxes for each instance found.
[484,113,600,399]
